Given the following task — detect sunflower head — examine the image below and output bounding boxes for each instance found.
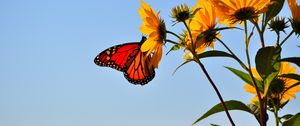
[210,0,273,25]
[269,78,285,94]
[184,0,219,53]
[159,20,167,42]
[197,28,219,47]
[269,17,289,34]
[139,0,166,42]
[244,63,300,104]
[231,7,258,23]
[171,4,193,24]
[139,0,166,68]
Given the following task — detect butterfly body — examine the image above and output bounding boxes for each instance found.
[94,37,155,85]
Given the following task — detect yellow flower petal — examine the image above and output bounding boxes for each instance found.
[210,0,272,26]
[141,39,156,52]
[250,96,259,103]
[244,62,300,104]
[244,84,257,94]
[149,45,162,68]
[139,0,165,69]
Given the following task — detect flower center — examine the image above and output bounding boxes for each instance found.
[159,20,167,42]
[203,28,218,46]
[269,78,285,94]
[231,7,257,23]
[171,4,191,23]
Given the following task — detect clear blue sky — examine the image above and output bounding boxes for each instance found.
[0,0,299,126]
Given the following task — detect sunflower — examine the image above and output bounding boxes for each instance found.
[244,62,300,104]
[190,0,219,49]
[139,0,166,68]
[183,0,219,59]
[209,0,273,25]
[288,0,300,36]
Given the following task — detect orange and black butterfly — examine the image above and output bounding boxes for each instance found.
[94,37,155,85]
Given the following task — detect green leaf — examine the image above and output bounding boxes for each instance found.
[197,50,233,59]
[263,70,280,96]
[279,74,300,81]
[166,44,180,55]
[280,114,294,121]
[225,67,263,89]
[280,57,300,67]
[265,0,285,22]
[255,46,281,79]
[255,46,281,96]
[210,124,220,126]
[172,60,192,75]
[193,100,255,125]
[283,113,300,126]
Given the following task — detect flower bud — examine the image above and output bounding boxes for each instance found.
[269,17,289,34]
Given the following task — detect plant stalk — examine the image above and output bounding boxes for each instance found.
[182,20,235,126]
[244,21,266,126]
[253,22,265,48]
[166,30,182,40]
[280,31,294,46]
[193,56,236,126]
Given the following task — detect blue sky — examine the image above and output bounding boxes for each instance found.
[0,0,299,126]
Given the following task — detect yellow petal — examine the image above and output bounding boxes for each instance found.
[244,84,257,94]
[141,39,156,52]
[183,51,194,60]
[150,45,162,68]
[250,96,259,104]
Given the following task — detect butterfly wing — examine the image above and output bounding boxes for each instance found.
[94,42,140,71]
[123,50,155,85]
[94,37,155,85]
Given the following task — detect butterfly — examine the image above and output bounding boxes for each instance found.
[94,36,155,85]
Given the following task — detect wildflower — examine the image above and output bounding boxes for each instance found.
[210,0,273,25]
[139,0,166,68]
[244,62,300,104]
[269,17,288,34]
[190,0,219,49]
[171,4,192,24]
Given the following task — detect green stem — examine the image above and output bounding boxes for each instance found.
[216,38,249,71]
[166,30,182,40]
[183,20,235,126]
[280,31,294,46]
[269,94,280,126]
[275,109,279,126]
[166,39,179,45]
[253,22,265,47]
[183,21,195,51]
[245,21,266,126]
[274,99,280,126]
[193,55,236,126]
[276,32,280,46]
